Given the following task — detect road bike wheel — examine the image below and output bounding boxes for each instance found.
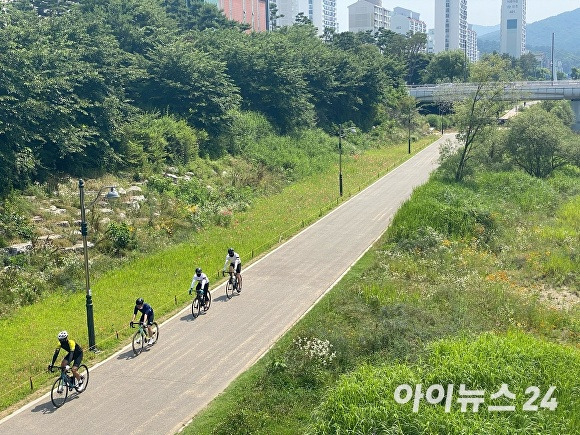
[226,280,234,299]
[192,297,201,318]
[132,330,144,355]
[149,322,159,345]
[51,377,68,408]
[75,364,89,393]
[204,290,212,311]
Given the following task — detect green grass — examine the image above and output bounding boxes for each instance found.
[311,332,579,434]
[0,136,436,413]
[184,167,579,434]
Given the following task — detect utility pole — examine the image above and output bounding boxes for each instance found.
[551,32,555,84]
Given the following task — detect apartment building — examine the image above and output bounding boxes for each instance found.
[434,0,467,53]
[434,0,477,62]
[347,0,390,33]
[390,7,426,36]
[466,23,478,62]
[500,0,526,58]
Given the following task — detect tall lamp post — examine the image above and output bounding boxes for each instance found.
[408,107,412,154]
[79,179,120,351]
[338,124,343,197]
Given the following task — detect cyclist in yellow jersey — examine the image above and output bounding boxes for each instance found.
[48,331,85,390]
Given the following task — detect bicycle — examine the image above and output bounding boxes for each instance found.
[49,364,89,408]
[223,270,242,299]
[191,287,211,318]
[130,321,159,355]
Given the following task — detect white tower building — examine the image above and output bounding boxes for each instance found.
[500,0,526,58]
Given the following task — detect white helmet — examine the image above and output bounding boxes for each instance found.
[57,331,68,341]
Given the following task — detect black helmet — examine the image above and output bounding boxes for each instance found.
[195,267,202,276]
[136,297,144,306]
[228,248,234,256]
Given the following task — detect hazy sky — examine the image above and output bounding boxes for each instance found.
[337,0,580,32]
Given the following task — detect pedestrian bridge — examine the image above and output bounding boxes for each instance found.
[408,80,580,131]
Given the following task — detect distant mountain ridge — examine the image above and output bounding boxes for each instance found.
[476,8,580,73]
[471,24,499,37]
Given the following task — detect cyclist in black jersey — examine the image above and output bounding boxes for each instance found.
[48,331,85,390]
[131,298,155,344]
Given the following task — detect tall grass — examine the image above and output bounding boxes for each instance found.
[310,332,579,434]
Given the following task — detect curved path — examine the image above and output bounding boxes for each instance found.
[0,134,453,435]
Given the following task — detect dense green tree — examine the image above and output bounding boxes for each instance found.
[516,52,540,80]
[423,50,468,84]
[79,0,175,55]
[572,67,580,80]
[0,7,130,188]
[196,29,316,134]
[120,113,204,171]
[135,39,241,139]
[540,101,575,127]
[504,106,571,178]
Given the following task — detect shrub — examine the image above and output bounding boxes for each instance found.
[103,222,137,255]
[310,331,579,434]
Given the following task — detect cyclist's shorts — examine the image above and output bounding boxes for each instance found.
[230,262,242,273]
[196,282,209,292]
[139,312,154,325]
[64,350,83,368]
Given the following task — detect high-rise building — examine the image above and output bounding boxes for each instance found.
[390,7,426,36]
[466,24,478,62]
[500,0,526,58]
[347,0,390,33]
[275,0,338,35]
[434,0,467,53]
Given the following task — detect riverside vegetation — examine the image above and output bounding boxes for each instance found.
[185,164,579,434]
[1,0,579,429]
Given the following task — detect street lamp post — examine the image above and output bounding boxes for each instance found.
[439,103,445,135]
[408,108,412,154]
[338,124,343,197]
[78,179,119,351]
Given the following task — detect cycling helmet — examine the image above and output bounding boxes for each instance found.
[195,267,202,276]
[136,297,144,306]
[228,248,234,257]
[58,331,68,341]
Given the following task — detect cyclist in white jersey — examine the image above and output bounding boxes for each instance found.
[189,267,210,303]
[223,248,242,291]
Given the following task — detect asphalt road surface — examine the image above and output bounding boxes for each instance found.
[0,134,453,435]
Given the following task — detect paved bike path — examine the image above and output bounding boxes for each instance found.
[0,134,452,434]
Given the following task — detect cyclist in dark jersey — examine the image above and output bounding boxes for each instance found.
[48,331,85,390]
[131,298,155,344]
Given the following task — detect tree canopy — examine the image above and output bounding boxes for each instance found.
[0,0,410,196]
